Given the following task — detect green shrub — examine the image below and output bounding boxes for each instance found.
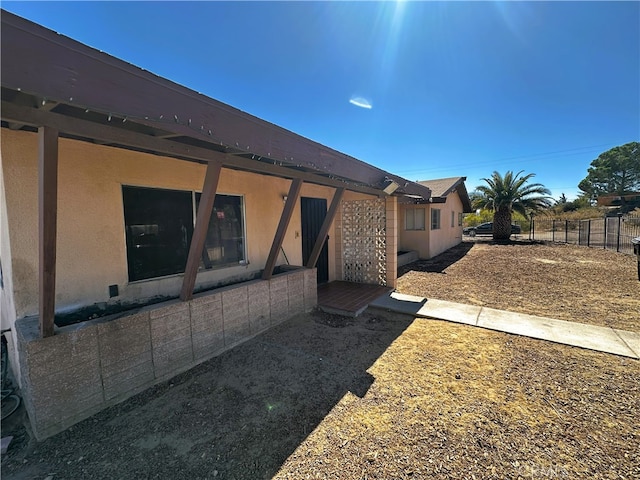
[464,209,531,232]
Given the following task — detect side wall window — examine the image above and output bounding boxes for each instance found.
[458,213,464,227]
[431,208,441,230]
[405,208,425,231]
[123,186,247,282]
[451,211,455,228]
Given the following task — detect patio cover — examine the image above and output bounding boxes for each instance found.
[0,10,432,201]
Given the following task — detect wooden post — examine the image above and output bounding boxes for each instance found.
[38,126,58,338]
[179,161,222,301]
[305,188,344,269]
[262,179,303,280]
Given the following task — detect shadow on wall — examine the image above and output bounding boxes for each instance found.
[1,310,414,479]
[398,241,475,275]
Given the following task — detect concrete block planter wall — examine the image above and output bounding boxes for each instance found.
[397,250,419,267]
[15,267,316,441]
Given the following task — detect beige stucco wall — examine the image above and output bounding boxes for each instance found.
[398,192,465,259]
[0,147,16,331]
[0,143,21,379]
[427,192,465,258]
[1,129,365,321]
[398,205,430,258]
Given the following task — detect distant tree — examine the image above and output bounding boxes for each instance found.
[473,171,552,241]
[578,142,640,199]
[555,193,568,206]
[463,208,494,227]
[552,193,593,214]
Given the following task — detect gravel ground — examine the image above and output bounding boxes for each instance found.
[397,239,640,332]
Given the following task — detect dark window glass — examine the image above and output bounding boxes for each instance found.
[196,193,245,269]
[123,186,193,281]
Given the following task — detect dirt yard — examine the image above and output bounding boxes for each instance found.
[2,309,638,479]
[2,241,638,479]
[398,240,640,332]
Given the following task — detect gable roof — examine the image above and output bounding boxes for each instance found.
[418,177,472,212]
[0,10,431,201]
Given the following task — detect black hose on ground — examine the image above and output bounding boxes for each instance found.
[1,332,21,421]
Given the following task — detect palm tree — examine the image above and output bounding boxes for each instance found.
[473,170,552,241]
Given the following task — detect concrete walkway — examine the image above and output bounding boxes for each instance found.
[369,292,640,359]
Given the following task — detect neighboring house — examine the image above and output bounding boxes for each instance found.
[596,193,640,213]
[398,177,472,259]
[0,12,432,440]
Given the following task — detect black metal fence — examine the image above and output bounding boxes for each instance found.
[530,213,640,255]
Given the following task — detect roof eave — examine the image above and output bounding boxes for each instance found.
[0,10,432,201]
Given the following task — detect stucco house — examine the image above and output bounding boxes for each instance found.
[0,12,434,439]
[398,177,472,261]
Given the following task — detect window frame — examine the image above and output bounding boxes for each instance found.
[195,191,248,271]
[431,208,441,230]
[122,185,248,283]
[405,207,426,231]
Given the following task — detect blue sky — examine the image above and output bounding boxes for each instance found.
[4,1,639,201]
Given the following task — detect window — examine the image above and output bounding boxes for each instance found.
[123,186,246,282]
[451,211,455,228]
[431,208,441,230]
[195,193,246,269]
[458,213,464,227]
[123,186,194,282]
[405,208,425,230]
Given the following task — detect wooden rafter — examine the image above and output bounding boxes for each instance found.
[180,161,222,301]
[262,179,303,280]
[305,187,345,269]
[38,126,58,338]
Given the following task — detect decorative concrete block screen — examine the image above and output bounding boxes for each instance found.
[341,198,387,285]
[16,267,317,441]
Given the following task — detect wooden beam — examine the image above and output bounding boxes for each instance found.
[262,179,303,280]
[305,188,345,269]
[8,99,58,130]
[38,126,58,338]
[154,133,182,139]
[179,161,222,301]
[0,102,389,197]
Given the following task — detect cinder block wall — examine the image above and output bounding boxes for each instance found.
[16,268,316,441]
